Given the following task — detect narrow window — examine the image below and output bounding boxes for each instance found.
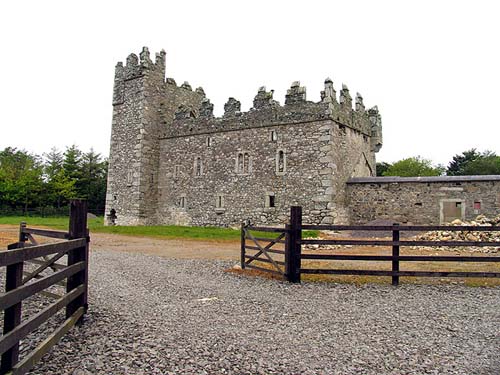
[216,195,224,209]
[174,165,181,178]
[126,170,133,186]
[195,157,202,176]
[270,130,277,142]
[207,137,212,147]
[277,150,285,173]
[179,196,186,208]
[237,153,244,173]
[244,153,250,173]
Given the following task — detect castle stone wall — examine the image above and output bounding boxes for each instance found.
[347,176,500,224]
[158,118,336,226]
[106,48,383,227]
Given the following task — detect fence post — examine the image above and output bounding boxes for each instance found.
[285,206,302,283]
[240,223,246,269]
[18,222,27,248]
[392,223,400,286]
[1,255,24,373]
[66,199,88,323]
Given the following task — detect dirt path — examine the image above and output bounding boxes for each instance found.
[0,224,241,261]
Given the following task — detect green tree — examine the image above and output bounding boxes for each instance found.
[79,149,108,212]
[447,149,500,176]
[43,147,64,180]
[63,145,83,183]
[376,162,392,176]
[43,147,77,208]
[446,149,481,176]
[383,156,444,177]
[461,152,500,175]
[0,147,44,212]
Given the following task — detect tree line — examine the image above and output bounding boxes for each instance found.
[376,149,500,177]
[0,146,107,215]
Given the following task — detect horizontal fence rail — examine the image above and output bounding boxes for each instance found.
[240,206,500,284]
[0,200,89,375]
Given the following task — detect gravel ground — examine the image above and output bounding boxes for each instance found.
[10,249,500,375]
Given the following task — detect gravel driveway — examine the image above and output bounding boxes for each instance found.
[20,249,499,375]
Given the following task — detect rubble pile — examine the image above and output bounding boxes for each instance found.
[415,214,500,253]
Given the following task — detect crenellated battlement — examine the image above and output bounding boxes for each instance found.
[166,78,382,152]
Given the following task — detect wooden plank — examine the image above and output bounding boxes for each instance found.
[246,226,289,233]
[0,285,84,356]
[244,246,285,255]
[1,262,23,373]
[241,224,246,269]
[22,272,66,287]
[0,262,85,311]
[22,228,68,240]
[38,290,63,300]
[22,251,68,284]
[10,307,84,375]
[245,263,285,277]
[285,206,302,283]
[244,255,285,266]
[0,239,86,267]
[300,254,500,262]
[26,259,65,270]
[246,236,286,244]
[300,269,500,277]
[25,234,38,246]
[66,199,88,321]
[392,224,400,286]
[299,239,500,247]
[300,224,500,232]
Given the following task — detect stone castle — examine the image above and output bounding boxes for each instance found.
[105,48,500,226]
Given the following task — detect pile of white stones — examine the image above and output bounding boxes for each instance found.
[415,214,500,253]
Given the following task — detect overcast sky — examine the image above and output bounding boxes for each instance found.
[1,0,498,166]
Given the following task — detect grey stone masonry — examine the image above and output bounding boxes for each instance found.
[347,176,500,224]
[105,48,383,226]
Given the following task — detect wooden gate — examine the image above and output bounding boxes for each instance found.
[0,200,89,374]
[240,224,287,277]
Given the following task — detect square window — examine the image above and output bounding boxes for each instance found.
[474,201,481,210]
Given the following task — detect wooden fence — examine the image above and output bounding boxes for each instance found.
[241,206,500,284]
[0,200,89,375]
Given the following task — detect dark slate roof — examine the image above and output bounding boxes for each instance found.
[347,175,500,184]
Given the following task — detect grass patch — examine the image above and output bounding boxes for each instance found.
[0,216,70,229]
[0,216,318,241]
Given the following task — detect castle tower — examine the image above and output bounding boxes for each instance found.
[105,47,204,225]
